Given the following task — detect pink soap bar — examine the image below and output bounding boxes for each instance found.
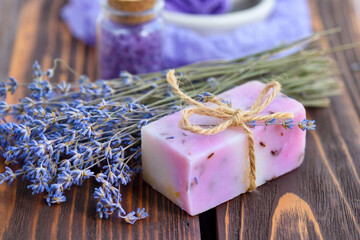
[141,81,306,215]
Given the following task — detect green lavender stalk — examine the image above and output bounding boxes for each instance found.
[99,30,342,109]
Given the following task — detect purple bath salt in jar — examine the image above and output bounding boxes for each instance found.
[97,0,164,79]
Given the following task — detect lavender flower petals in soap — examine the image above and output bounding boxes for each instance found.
[141,81,306,215]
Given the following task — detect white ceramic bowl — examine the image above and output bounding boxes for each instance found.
[163,0,275,34]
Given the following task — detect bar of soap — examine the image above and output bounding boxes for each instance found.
[141,81,306,215]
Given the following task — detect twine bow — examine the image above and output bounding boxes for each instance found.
[166,70,294,191]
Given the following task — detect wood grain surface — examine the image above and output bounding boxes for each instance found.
[0,0,359,239]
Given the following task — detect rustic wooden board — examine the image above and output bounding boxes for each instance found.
[1,0,360,239]
[0,0,201,239]
[216,0,360,239]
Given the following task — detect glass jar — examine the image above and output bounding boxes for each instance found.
[97,0,164,79]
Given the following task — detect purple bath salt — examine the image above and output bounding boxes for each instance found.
[165,0,232,14]
[96,0,164,79]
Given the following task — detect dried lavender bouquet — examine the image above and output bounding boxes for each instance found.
[0,32,341,223]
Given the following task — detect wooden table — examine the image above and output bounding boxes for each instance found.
[0,0,359,239]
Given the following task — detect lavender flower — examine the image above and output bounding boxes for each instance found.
[197,92,214,103]
[282,119,294,130]
[298,119,316,131]
[0,167,16,185]
[7,77,18,94]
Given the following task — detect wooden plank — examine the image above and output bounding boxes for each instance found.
[0,0,23,81]
[317,0,360,116]
[0,0,43,239]
[216,0,360,239]
[0,0,201,239]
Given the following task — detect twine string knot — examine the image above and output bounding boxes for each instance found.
[166,70,294,191]
[232,110,244,126]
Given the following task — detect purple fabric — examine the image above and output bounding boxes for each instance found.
[61,0,99,46]
[61,0,312,69]
[165,0,232,14]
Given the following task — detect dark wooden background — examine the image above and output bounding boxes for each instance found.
[0,0,359,239]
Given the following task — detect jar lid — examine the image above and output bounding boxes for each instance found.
[102,0,164,24]
[108,0,157,12]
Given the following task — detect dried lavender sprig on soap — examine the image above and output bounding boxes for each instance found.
[0,32,341,222]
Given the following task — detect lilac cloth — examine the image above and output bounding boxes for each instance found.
[61,0,100,46]
[61,0,312,69]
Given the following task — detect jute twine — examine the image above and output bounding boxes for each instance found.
[166,70,294,191]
